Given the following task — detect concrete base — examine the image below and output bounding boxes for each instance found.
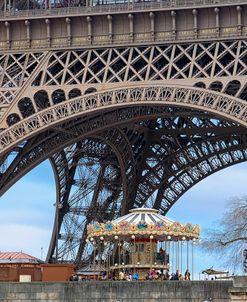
[229,276,247,302]
[0,280,236,302]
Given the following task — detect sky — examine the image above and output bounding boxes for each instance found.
[0,159,247,278]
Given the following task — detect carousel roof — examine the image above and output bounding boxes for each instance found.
[87,207,200,241]
[113,208,174,226]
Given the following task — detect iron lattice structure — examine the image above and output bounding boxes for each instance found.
[1,1,247,266]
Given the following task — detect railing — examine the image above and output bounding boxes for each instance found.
[0,0,247,19]
[0,26,242,52]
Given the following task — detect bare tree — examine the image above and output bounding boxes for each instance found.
[202,197,247,272]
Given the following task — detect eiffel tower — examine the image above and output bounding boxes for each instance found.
[1,0,247,267]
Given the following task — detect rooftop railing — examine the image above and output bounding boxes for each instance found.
[0,0,246,19]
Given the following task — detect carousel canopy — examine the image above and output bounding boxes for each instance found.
[113,208,174,226]
[87,208,200,242]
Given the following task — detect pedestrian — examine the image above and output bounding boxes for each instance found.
[133,271,139,281]
[150,268,156,280]
[119,270,125,281]
[174,270,179,280]
[185,269,191,280]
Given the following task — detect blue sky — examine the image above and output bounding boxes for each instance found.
[0,159,246,278]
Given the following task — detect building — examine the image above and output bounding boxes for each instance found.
[0,252,75,282]
[0,252,43,282]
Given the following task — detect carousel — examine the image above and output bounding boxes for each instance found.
[86,208,200,280]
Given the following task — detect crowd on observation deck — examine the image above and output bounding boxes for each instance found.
[1,0,169,12]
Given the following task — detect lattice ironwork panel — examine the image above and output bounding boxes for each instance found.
[32,42,247,86]
[0,52,46,106]
[2,40,247,123]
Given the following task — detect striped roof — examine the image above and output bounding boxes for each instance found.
[0,252,43,264]
[78,264,105,275]
[113,208,174,225]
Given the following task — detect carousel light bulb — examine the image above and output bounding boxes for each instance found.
[137,262,140,265]
[115,263,117,266]
[90,237,94,242]
[122,262,124,265]
[182,236,186,241]
[114,235,118,240]
[154,262,157,265]
[131,235,135,239]
[167,235,171,240]
[150,235,154,240]
[193,238,196,241]
[100,236,104,241]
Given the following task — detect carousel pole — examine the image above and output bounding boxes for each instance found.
[90,238,96,279]
[131,235,136,273]
[106,252,108,279]
[179,241,182,273]
[112,243,114,268]
[99,236,104,275]
[182,240,184,273]
[118,239,121,277]
[186,240,189,271]
[108,254,110,279]
[167,240,169,269]
[175,241,177,271]
[167,235,171,271]
[181,239,183,275]
[192,239,195,280]
[97,240,99,280]
[107,242,111,279]
[121,242,125,270]
[172,241,175,273]
[103,240,108,278]
[150,235,154,271]
[114,235,118,277]
[108,241,111,280]
[164,240,167,266]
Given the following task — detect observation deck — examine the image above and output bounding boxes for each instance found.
[1,0,247,19]
[1,0,247,53]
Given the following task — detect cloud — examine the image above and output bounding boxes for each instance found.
[168,162,247,225]
[0,223,51,260]
[1,178,55,207]
[0,160,55,259]
[0,163,55,227]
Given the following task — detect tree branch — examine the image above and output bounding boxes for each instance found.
[216,237,247,246]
